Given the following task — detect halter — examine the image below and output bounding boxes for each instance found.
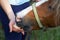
[31,0,44,28]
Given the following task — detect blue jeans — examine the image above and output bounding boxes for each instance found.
[0,2,30,40]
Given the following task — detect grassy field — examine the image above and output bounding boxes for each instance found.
[31,27,60,40]
[0,22,60,40]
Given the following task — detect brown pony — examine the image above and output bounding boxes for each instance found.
[16,0,60,40]
[16,0,60,30]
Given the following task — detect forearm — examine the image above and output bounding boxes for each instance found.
[0,0,15,21]
[0,0,1,5]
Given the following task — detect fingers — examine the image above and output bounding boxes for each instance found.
[12,26,22,33]
[9,21,13,32]
[13,24,25,35]
[13,26,25,35]
[9,24,12,32]
[21,31,25,35]
[9,20,25,35]
[13,24,20,30]
[16,17,21,21]
[19,28,24,35]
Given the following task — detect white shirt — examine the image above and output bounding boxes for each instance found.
[8,0,30,5]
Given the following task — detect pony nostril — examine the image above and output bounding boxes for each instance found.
[48,6,55,11]
[48,6,52,9]
[48,6,53,10]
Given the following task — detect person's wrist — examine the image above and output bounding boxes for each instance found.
[9,16,15,24]
[7,11,15,21]
[10,18,15,22]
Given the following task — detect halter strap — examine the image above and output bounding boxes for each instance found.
[31,1,43,28]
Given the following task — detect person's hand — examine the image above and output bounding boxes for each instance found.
[9,19,24,35]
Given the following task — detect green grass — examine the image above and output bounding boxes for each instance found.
[0,22,60,40]
[30,27,60,40]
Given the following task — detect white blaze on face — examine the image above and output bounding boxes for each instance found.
[16,0,48,18]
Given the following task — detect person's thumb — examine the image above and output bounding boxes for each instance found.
[21,31,25,35]
[9,22,13,32]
